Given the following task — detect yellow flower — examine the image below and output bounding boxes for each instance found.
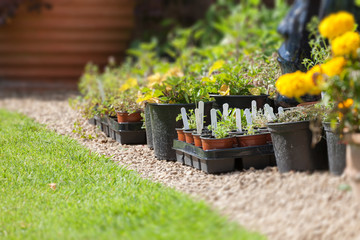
[209,60,225,75]
[331,31,360,57]
[201,76,216,84]
[161,67,184,82]
[276,71,312,98]
[344,98,354,108]
[219,84,230,96]
[319,11,355,39]
[321,56,346,76]
[147,73,162,88]
[119,78,138,92]
[305,66,323,95]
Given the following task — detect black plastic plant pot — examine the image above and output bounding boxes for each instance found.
[145,103,154,150]
[209,94,268,110]
[267,121,328,173]
[323,122,346,175]
[106,116,143,131]
[149,103,196,160]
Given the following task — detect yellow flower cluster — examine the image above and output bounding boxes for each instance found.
[276,12,354,99]
[275,71,312,98]
[147,67,184,88]
[119,78,138,92]
[338,98,354,109]
[319,56,347,77]
[276,56,347,98]
[331,31,360,57]
[319,11,355,39]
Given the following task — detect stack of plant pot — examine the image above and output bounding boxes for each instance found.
[91,112,146,145]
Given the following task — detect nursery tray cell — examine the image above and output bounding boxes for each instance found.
[176,151,184,164]
[115,130,146,145]
[184,153,193,167]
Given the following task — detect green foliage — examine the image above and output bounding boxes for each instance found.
[302,17,331,70]
[0,109,265,240]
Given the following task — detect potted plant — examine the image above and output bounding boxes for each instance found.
[137,68,213,160]
[176,109,197,144]
[203,60,269,110]
[275,11,360,198]
[201,117,235,151]
[267,106,328,173]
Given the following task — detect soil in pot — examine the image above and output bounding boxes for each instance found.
[236,133,268,147]
[200,135,235,151]
[176,128,185,142]
[184,129,195,144]
[323,122,346,175]
[117,111,142,123]
[267,121,328,173]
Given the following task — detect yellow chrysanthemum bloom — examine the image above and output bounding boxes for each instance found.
[338,98,354,108]
[319,11,355,39]
[332,31,360,57]
[276,71,313,98]
[321,56,347,76]
[219,84,230,96]
[305,65,323,95]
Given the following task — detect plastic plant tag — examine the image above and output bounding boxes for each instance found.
[195,108,202,134]
[181,107,190,130]
[251,100,257,119]
[269,107,276,120]
[199,101,204,130]
[235,108,242,132]
[278,107,284,116]
[210,109,217,136]
[244,108,252,125]
[223,103,229,120]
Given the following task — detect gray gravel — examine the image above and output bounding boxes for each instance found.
[1,92,359,240]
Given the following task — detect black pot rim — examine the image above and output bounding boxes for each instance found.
[209,94,269,98]
[267,120,310,132]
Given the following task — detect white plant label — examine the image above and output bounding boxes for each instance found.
[210,109,217,136]
[269,107,276,120]
[251,100,257,119]
[181,107,189,130]
[235,108,242,132]
[223,103,229,120]
[199,101,204,130]
[278,107,284,116]
[244,108,252,126]
[195,108,202,134]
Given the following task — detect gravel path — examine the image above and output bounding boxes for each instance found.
[1,92,359,240]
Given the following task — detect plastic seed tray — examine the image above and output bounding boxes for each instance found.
[173,140,275,174]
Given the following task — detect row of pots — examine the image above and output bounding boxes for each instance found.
[177,128,271,150]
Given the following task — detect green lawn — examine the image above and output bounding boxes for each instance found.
[0,109,265,240]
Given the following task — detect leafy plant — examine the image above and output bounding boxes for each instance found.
[176,109,198,129]
[302,17,331,70]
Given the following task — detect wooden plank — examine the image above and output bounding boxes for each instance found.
[1,17,134,30]
[0,30,132,41]
[0,42,127,53]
